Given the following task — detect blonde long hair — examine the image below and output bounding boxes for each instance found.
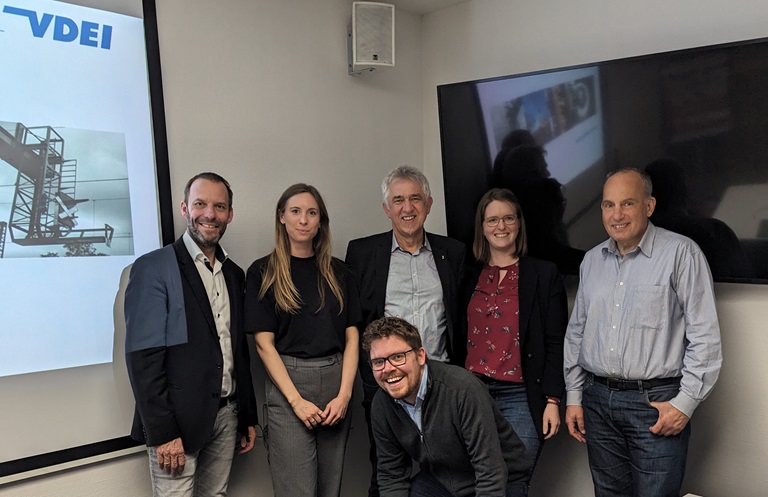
[258,183,343,314]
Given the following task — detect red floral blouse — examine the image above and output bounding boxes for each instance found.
[465,263,523,382]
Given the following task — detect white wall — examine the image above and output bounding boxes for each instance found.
[0,0,421,495]
[5,1,768,496]
[157,0,424,264]
[421,1,768,496]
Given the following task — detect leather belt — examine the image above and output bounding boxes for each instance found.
[591,375,680,391]
[219,395,236,408]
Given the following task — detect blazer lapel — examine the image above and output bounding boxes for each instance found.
[374,233,391,318]
[220,259,243,351]
[518,257,535,345]
[173,239,218,337]
[427,233,453,304]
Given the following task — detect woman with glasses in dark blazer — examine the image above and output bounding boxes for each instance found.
[464,188,568,479]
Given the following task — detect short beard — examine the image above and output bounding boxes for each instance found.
[186,215,226,250]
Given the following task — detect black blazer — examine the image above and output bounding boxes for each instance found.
[464,256,567,437]
[345,230,467,365]
[125,238,258,452]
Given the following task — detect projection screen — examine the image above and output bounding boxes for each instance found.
[0,0,172,480]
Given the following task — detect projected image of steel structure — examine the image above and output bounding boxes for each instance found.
[0,122,113,257]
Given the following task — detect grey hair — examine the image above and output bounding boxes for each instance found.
[381,165,431,205]
[606,167,653,198]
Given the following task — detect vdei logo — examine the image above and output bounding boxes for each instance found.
[3,5,113,49]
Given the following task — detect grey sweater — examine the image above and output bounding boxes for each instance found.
[371,361,533,497]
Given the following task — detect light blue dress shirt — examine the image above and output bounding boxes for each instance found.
[564,223,722,417]
[395,363,430,432]
[386,234,449,362]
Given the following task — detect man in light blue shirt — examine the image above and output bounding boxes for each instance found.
[345,166,467,497]
[364,316,531,497]
[563,168,722,497]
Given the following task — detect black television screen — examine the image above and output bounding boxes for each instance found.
[438,37,768,284]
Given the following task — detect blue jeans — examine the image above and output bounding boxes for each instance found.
[487,381,540,466]
[583,378,690,497]
[147,401,239,497]
[409,471,528,497]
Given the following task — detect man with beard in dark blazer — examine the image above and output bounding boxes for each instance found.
[125,172,258,497]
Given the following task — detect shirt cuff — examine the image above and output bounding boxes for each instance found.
[566,390,583,406]
[670,391,699,418]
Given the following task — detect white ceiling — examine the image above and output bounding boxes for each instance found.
[387,0,467,15]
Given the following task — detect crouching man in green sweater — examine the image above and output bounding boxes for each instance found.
[363,316,532,497]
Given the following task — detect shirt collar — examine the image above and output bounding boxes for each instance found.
[390,231,432,254]
[604,222,656,259]
[182,231,228,265]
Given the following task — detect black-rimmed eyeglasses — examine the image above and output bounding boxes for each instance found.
[369,349,415,371]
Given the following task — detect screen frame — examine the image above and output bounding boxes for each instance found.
[437,35,768,284]
[0,0,174,480]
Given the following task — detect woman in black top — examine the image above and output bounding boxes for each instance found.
[244,183,360,497]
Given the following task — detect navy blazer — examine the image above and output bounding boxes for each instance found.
[125,237,258,452]
[345,230,467,365]
[464,256,567,437]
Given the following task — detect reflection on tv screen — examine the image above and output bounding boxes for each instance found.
[438,37,768,283]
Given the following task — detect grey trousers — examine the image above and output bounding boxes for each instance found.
[265,353,352,497]
[147,402,238,497]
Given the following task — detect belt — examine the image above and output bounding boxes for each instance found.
[219,395,236,408]
[591,375,680,391]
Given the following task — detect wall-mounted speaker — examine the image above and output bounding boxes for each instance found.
[348,2,395,75]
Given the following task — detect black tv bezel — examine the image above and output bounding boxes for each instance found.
[437,35,768,285]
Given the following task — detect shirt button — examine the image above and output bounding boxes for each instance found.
[619,282,624,286]
[612,325,616,329]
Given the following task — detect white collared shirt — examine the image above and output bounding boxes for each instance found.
[182,231,235,397]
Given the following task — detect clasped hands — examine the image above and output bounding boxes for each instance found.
[291,395,350,430]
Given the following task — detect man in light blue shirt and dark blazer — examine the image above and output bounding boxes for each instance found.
[345,165,467,497]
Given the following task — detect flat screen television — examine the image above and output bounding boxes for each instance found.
[438,37,768,284]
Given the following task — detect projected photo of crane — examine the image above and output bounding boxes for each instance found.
[0,121,133,258]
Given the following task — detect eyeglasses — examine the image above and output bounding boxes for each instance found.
[370,349,416,371]
[484,215,518,227]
